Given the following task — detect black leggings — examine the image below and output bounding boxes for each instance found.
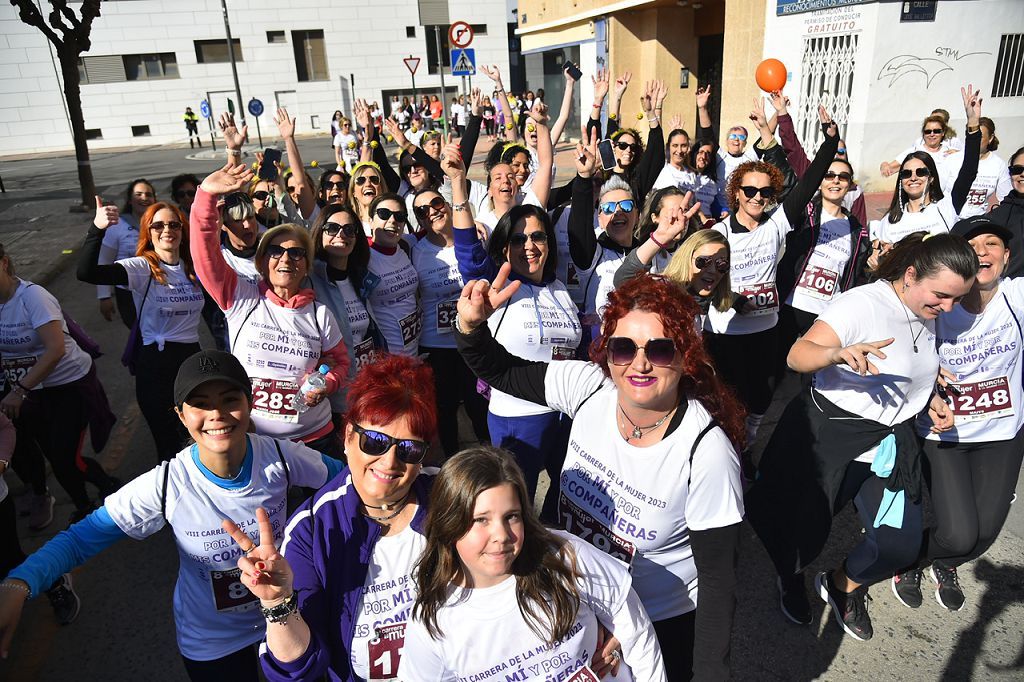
[423,347,490,458]
[136,342,200,462]
[652,610,696,680]
[705,326,778,414]
[918,426,1024,570]
[181,644,259,682]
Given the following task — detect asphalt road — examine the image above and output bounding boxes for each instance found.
[0,140,1022,680]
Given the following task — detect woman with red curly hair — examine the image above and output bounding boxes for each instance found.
[454,264,745,681]
[79,197,205,463]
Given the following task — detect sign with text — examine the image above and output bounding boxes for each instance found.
[776,0,872,16]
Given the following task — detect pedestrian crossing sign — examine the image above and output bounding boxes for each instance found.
[450,48,476,76]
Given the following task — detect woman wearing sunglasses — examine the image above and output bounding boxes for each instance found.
[986,147,1024,277]
[957,116,1013,219]
[454,269,745,680]
[0,350,343,681]
[365,193,422,356]
[79,198,205,464]
[95,178,157,327]
[348,162,387,233]
[653,122,726,224]
[191,164,350,457]
[317,169,350,213]
[411,189,490,457]
[220,355,436,682]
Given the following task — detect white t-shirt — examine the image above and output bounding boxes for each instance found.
[402,531,666,682]
[716,147,758,195]
[894,143,962,194]
[545,361,744,621]
[103,435,332,660]
[332,276,371,347]
[919,278,1024,442]
[475,189,543,235]
[333,132,359,169]
[814,281,939,462]
[97,217,139,298]
[653,164,725,218]
[488,280,581,418]
[785,207,853,315]
[406,128,425,147]
[220,246,260,283]
[551,205,581,306]
[708,214,791,334]
[576,245,626,336]
[350,523,426,681]
[450,103,465,126]
[870,198,956,245]
[366,247,420,356]
[119,257,205,349]
[957,152,1013,218]
[0,280,91,389]
[411,238,464,349]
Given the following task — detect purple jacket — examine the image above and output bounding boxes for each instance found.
[260,467,436,682]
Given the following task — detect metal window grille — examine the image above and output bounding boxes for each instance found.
[991,33,1024,98]
[796,33,857,155]
[79,55,127,84]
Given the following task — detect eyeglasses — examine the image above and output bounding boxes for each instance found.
[1009,164,1024,176]
[899,167,931,179]
[251,191,271,201]
[694,255,730,273]
[375,207,408,223]
[173,189,196,200]
[414,196,448,219]
[606,337,677,367]
[598,199,636,215]
[728,133,748,141]
[615,142,640,152]
[265,245,308,260]
[150,221,183,232]
[739,185,776,199]
[823,171,853,182]
[923,128,944,135]
[324,181,346,191]
[352,423,429,464]
[508,230,548,247]
[356,175,382,187]
[324,222,359,238]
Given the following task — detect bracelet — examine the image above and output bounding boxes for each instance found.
[0,580,30,599]
[966,125,980,134]
[648,117,660,126]
[452,313,474,335]
[452,201,470,212]
[260,591,299,624]
[649,233,668,250]
[227,149,241,156]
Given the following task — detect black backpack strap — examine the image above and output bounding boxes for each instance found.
[687,419,720,490]
[160,461,171,522]
[275,439,291,489]
[230,297,262,352]
[1004,292,1023,342]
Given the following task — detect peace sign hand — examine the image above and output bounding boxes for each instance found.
[222,507,293,604]
[575,126,599,178]
[960,83,982,127]
[456,263,522,332]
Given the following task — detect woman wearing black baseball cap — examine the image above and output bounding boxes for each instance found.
[0,350,342,680]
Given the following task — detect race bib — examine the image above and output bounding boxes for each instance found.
[966,188,989,207]
[551,345,576,361]
[354,337,376,370]
[559,493,635,565]
[950,376,1014,424]
[796,265,839,301]
[209,567,259,612]
[738,282,779,316]
[251,377,300,423]
[1,356,36,388]
[566,666,601,682]
[435,300,457,334]
[398,311,422,346]
[367,622,406,681]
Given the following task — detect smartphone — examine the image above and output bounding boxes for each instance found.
[597,139,617,171]
[564,61,583,81]
[259,147,282,181]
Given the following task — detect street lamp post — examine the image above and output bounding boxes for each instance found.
[220,0,245,130]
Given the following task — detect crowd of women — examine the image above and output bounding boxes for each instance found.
[0,61,1022,681]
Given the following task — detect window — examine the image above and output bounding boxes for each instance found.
[267,30,286,44]
[471,24,487,36]
[992,33,1024,98]
[795,33,857,154]
[194,39,242,63]
[78,55,127,84]
[123,53,179,80]
[131,125,151,137]
[84,128,103,140]
[292,30,328,81]
[406,26,416,38]
[425,26,451,75]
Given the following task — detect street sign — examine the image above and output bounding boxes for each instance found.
[403,56,421,76]
[199,99,211,118]
[247,98,264,117]
[448,21,474,49]
[450,48,476,76]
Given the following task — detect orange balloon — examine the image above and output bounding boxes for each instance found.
[755,59,787,92]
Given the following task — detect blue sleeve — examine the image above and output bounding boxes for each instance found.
[7,507,128,597]
[453,227,498,282]
[320,453,344,481]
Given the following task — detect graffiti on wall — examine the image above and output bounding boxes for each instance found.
[877,48,991,89]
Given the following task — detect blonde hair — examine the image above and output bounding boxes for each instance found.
[661,229,733,312]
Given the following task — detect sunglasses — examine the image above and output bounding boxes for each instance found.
[251,190,271,201]
[899,167,931,179]
[836,148,847,155]
[1009,164,1024,176]
[324,222,359,238]
[728,133,747,141]
[739,185,776,199]
[352,423,429,464]
[324,181,347,191]
[823,171,853,182]
[173,189,196,200]
[694,255,730,273]
[606,337,677,367]
[356,175,382,187]
[150,221,183,232]
[375,207,408,223]
[923,128,944,135]
[265,245,308,260]
[508,230,548,247]
[598,199,636,215]
[615,142,640,152]
[414,196,448,219]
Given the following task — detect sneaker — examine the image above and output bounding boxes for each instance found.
[28,493,56,530]
[891,569,923,608]
[930,564,965,611]
[777,574,812,625]
[816,571,873,641]
[46,573,81,625]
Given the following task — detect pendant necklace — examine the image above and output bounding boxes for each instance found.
[618,404,675,441]
[361,492,411,522]
[890,280,924,353]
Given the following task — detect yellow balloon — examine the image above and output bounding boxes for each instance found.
[310,160,319,167]
[347,141,357,149]
[527,124,536,132]
[386,135,394,142]
[636,112,644,120]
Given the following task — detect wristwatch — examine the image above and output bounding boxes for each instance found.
[260,592,299,624]
[452,201,470,212]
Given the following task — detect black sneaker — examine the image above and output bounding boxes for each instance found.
[46,573,81,625]
[930,564,965,611]
[816,571,873,641]
[777,574,812,625]
[891,568,923,608]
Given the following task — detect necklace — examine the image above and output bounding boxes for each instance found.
[360,493,411,522]
[890,281,924,353]
[618,403,675,441]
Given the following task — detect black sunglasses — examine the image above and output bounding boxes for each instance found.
[251,190,271,201]
[356,175,382,186]
[615,141,640,152]
[324,222,359,238]
[508,230,548,247]
[822,171,853,182]
[606,337,677,367]
[324,181,347,191]
[150,221,183,232]
[375,207,408,223]
[695,255,729,273]
[899,167,931,179]
[739,185,776,199]
[414,196,448,219]
[265,245,308,260]
[1009,164,1024,176]
[352,423,429,464]
[923,128,944,135]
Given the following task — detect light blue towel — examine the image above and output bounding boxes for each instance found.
[870,433,905,529]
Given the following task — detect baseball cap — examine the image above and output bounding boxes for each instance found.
[174,350,252,406]
[951,215,1013,245]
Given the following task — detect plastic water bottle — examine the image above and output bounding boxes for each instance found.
[294,364,329,414]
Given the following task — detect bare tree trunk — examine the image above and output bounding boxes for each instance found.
[58,50,95,209]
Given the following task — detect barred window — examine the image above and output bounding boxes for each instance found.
[991,33,1024,98]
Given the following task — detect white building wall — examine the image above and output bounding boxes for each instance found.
[0,0,511,156]
[763,0,1024,192]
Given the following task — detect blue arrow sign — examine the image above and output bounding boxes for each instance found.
[450,48,476,76]
[199,99,211,118]
[248,98,264,117]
